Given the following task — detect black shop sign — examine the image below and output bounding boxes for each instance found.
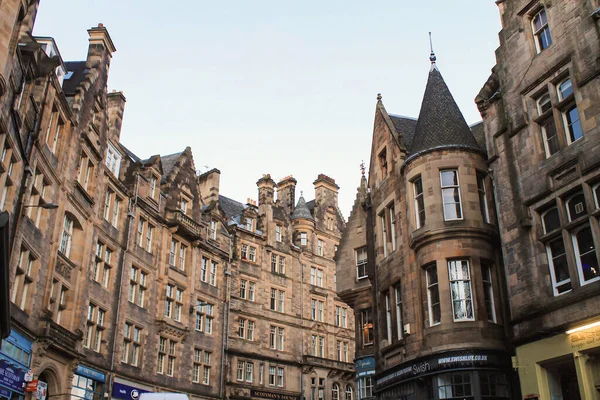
[375,350,510,390]
[250,389,301,400]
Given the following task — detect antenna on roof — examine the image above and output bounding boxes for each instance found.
[429,32,437,70]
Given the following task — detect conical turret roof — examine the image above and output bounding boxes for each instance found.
[409,67,480,157]
[291,195,314,220]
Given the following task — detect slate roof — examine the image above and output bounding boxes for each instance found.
[409,67,480,157]
[305,199,315,215]
[119,143,142,163]
[273,206,288,221]
[160,151,183,184]
[389,114,418,151]
[218,195,245,219]
[62,61,87,96]
[291,196,314,220]
[469,122,487,156]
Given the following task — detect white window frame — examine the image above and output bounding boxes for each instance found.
[572,225,600,286]
[565,192,587,222]
[384,292,392,343]
[426,264,440,326]
[532,8,552,53]
[106,142,122,177]
[448,260,475,322]
[394,285,403,340]
[356,247,367,280]
[440,169,463,221]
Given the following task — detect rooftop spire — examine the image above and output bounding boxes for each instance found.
[360,160,365,176]
[429,32,437,71]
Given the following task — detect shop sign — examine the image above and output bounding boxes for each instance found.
[355,357,375,372]
[569,326,600,351]
[0,387,12,399]
[24,370,33,382]
[250,389,301,400]
[112,382,152,400]
[357,370,375,378]
[75,365,106,383]
[25,380,38,392]
[375,350,510,389]
[36,381,47,400]
[0,359,25,393]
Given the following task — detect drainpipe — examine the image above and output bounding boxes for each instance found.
[219,233,233,399]
[299,256,304,400]
[108,173,138,394]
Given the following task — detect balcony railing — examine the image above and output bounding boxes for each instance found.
[170,210,202,237]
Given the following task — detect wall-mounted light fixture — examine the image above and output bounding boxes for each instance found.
[566,321,600,335]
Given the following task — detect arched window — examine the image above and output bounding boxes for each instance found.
[345,385,353,400]
[332,383,340,400]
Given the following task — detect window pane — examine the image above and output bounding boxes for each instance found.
[548,238,571,294]
[566,106,583,142]
[567,193,587,221]
[441,171,458,187]
[542,119,559,156]
[543,208,560,233]
[576,227,599,282]
[559,79,573,100]
[537,93,552,114]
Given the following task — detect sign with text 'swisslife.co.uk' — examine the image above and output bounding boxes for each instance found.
[375,350,510,389]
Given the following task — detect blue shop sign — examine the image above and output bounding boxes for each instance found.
[76,365,106,383]
[355,357,375,372]
[0,359,25,394]
[112,382,151,400]
[0,387,12,399]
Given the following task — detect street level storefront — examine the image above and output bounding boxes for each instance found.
[374,349,512,400]
[0,330,32,400]
[112,378,152,400]
[71,365,106,400]
[514,320,600,400]
[355,356,375,399]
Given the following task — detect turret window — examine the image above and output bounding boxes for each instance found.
[413,176,425,229]
[448,260,474,321]
[426,264,441,326]
[477,174,490,223]
[440,170,463,220]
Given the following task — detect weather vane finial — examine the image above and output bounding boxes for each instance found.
[429,32,437,65]
[360,160,366,176]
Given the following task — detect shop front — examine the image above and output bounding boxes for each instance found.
[0,330,32,400]
[71,365,106,400]
[355,357,375,399]
[374,349,512,400]
[514,320,600,400]
[112,378,152,400]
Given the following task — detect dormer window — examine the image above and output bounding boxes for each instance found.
[180,198,188,214]
[106,143,122,177]
[245,218,254,231]
[210,220,217,240]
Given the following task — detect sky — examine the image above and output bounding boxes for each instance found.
[33,1,502,218]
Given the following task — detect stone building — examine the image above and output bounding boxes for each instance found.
[0,13,232,400]
[336,170,374,399]
[476,1,600,398]
[337,56,516,399]
[219,173,356,400]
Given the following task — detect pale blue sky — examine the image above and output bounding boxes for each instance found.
[33,1,501,217]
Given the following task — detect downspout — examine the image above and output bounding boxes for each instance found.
[108,173,138,393]
[219,232,233,399]
[299,255,304,400]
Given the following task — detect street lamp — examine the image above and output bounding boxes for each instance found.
[23,202,59,210]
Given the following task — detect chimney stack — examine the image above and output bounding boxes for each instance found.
[257,174,275,206]
[313,174,339,208]
[277,176,297,216]
[86,24,116,68]
[198,168,221,205]
[107,90,126,142]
